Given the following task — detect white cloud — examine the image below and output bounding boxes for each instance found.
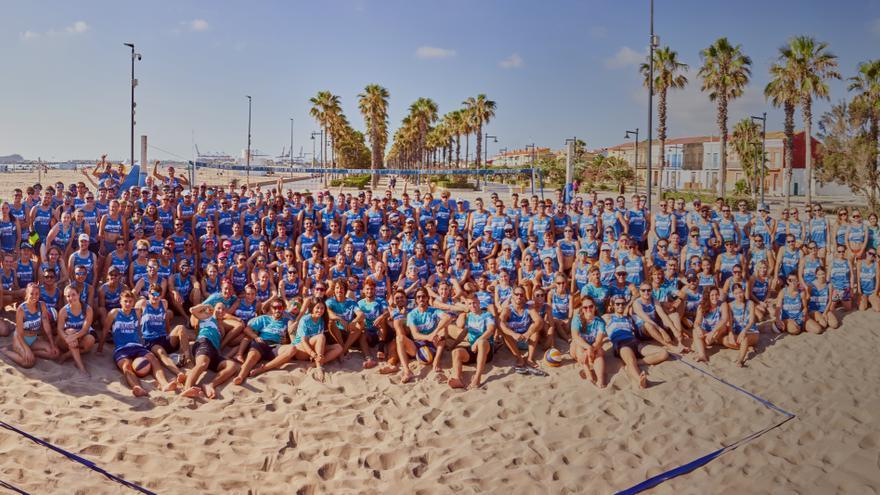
[499,53,524,69]
[188,19,209,32]
[605,46,645,69]
[20,21,89,41]
[415,46,456,60]
[871,18,880,36]
[589,25,607,39]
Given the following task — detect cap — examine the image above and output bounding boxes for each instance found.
[206,189,215,195]
[140,187,149,192]
[578,249,589,255]
[179,259,191,268]
[600,244,612,251]
[686,272,698,281]
[615,265,627,274]
[20,242,32,250]
[78,233,90,242]
[183,190,192,196]
[758,203,770,212]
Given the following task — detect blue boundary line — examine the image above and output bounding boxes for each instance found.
[0,479,31,495]
[615,357,796,495]
[0,421,157,495]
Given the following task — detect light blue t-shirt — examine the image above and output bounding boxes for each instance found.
[357,298,387,332]
[571,313,606,344]
[465,311,494,345]
[197,316,222,350]
[203,292,238,308]
[248,314,293,344]
[406,306,444,335]
[326,297,358,323]
[293,315,325,345]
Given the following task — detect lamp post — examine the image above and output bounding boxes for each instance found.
[525,144,536,195]
[625,129,639,194]
[123,43,141,172]
[480,134,497,190]
[751,112,767,205]
[245,95,252,186]
[646,0,658,211]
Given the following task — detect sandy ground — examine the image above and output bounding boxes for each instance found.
[1,308,879,494]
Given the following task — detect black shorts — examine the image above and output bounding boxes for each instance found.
[249,340,278,362]
[192,338,223,372]
[366,330,389,348]
[612,338,643,359]
[144,336,177,354]
[464,344,494,364]
[639,239,649,253]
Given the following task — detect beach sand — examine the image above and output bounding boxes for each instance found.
[1,310,880,494]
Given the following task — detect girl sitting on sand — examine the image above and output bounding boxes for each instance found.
[181,302,239,399]
[726,282,759,367]
[448,293,495,390]
[1,283,59,368]
[692,287,729,363]
[602,295,669,389]
[570,296,607,388]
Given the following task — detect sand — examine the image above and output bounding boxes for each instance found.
[2,309,880,494]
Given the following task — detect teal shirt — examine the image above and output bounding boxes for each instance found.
[203,292,238,308]
[571,312,605,344]
[580,284,609,314]
[326,297,358,323]
[293,315,325,345]
[197,316,222,350]
[248,314,292,344]
[406,306,444,335]
[465,311,494,345]
[356,298,387,332]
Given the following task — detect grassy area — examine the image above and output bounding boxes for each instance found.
[661,190,757,210]
[329,174,371,189]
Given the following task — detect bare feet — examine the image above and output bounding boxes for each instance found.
[233,376,245,385]
[163,380,180,392]
[467,377,482,389]
[313,367,325,382]
[637,372,648,389]
[203,383,217,399]
[363,358,377,369]
[176,373,187,384]
[249,364,264,377]
[525,359,539,368]
[433,369,448,383]
[399,371,413,384]
[132,385,148,397]
[181,386,201,398]
[379,365,399,375]
[448,377,465,389]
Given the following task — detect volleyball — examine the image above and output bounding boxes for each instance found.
[416,345,435,364]
[133,357,152,377]
[544,348,564,367]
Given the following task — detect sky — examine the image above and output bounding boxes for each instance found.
[2,0,879,162]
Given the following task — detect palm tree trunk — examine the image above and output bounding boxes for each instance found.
[370,128,380,189]
[464,134,469,171]
[475,124,483,168]
[658,88,667,200]
[784,104,794,209]
[455,134,461,168]
[718,98,728,196]
[804,98,813,205]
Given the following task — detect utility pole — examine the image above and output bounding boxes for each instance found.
[646,0,657,211]
[246,95,252,187]
[625,129,639,194]
[751,112,767,205]
[123,43,141,172]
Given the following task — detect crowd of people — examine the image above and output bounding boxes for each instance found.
[1,156,879,398]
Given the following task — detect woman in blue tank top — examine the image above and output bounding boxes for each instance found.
[807,266,839,334]
[602,295,669,389]
[693,287,729,363]
[1,284,58,367]
[775,274,807,335]
[846,210,869,259]
[857,249,880,312]
[725,283,758,367]
[57,285,96,376]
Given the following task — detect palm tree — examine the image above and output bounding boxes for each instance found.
[849,59,880,168]
[765,51,799,208]
[698,37,752,195]
[785,36,840,204]
[444,110,464,168]
[730,118,763,195]
[358,84,390,188]
[641,46,688,197]
[407,98,438,184]
[464,94,497,169]
[460,107,473,169]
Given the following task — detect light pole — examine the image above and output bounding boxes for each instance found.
[646,0,658,211]
[525,143,536,195]
[481,134,497,190]
[751,112,767,205]
[625,129,639,194]
[245,95,252,186]
[123,43,141,172]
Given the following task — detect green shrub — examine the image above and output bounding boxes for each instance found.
[662,190,756,210]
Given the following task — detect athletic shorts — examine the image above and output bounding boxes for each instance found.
[464,343,494,363]
[249,340,278,362]
[192,338,223,372]
[113,343,151,364]
[144,336,176,354]
[612,338,643,359]
[366,330,390,348]
[832,287,852,302]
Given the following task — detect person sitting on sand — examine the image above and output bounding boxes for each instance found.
[181,302,239,399]
[725,282,759,367]
[570,296,607,388]
[856,248,880,312]
[448,293,495,390]
[807,266,839,333]
[233,298,296,385]
[56,285,96,376]
[250,299,343,382]
[692,286,730,362]
[379,289,416,382]
[355,279,389,369]
[103,290,177,397]
[498,286,544,374]
[1,283,59,368]
[406,287,453,382]
[136,284,190,376]
[775,274,808,335]
[602,295,668,389]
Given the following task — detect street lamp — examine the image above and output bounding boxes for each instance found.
[625,129,639,193]
[480,134,498,190]
[245,95,252,186]
[123,43,141,173]
[310,132,320,168]
[525,143,537,195]
[646,0,659,210]
[751,112,767,204]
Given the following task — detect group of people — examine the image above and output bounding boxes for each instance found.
[1,156,878,398]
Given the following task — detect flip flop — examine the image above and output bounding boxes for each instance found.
[526,367,547,377]
[514,366,529,375]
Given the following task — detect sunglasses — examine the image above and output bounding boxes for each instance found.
[149,291,161,297]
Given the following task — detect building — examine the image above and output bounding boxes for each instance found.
[488,147,553,168]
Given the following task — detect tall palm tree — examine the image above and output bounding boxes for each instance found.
[641,47,688,197]
[785,36,840,204]
[464,94,497,168]
[408,98,438,184]
[765,52,799,208]
[730,118,763,195]
[849,59,880,168]
[698,37,752,195]
[358,84,390,188]
[445,110,464,168]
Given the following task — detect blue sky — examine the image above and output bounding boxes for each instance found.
[2,0,879,162]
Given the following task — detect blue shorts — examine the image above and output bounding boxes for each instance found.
[832,287,852,302]
[144,336,176,354]
[113,343,150,363]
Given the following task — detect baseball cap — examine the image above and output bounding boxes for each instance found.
[78,233,90,242]
[20,242,32,250]
[615,265,627,273]
[758,203,770,212]
[600,244,612,251]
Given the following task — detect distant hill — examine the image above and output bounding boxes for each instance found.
[0,154,24,164]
